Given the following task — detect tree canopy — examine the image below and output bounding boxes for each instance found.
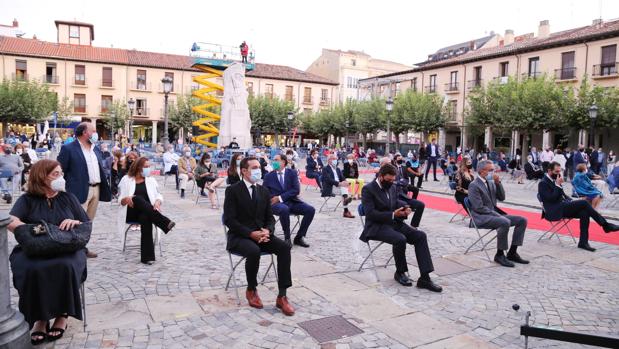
[0,79,58,124]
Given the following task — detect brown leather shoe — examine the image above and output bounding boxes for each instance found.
[86,250,98,258]
[276,296,295,316]
[245,290,263,309]
[343,210,355,219]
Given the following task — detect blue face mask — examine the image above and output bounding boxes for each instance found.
[250,168,262,182]
[330,159,338,167]
[486,171,494,181]
[89,132,99,144]
[142,167,151,177]
[236,160,241,166]
[411,161,419,167]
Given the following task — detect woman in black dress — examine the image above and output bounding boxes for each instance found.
[454,157,475,212]
[118,157,175,264]
[8,159,89,345]
[226,153,244,185]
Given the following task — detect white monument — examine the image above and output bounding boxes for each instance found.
[217,63,252,149]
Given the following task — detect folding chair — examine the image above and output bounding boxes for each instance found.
[448,186,469,224]
[536,194,576,245]
[356,205,393,281]
[222,216,278,305]
[604,178,618,209]
[463,198,497,261]
[274,214,301,238]
[122,222,164,257]
[80,282,87,331]
[319,194,342,213]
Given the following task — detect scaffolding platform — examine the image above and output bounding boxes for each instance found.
[190,42,255,71]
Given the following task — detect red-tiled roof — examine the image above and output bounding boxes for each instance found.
[365,19,619,80]
[0,36,338,85]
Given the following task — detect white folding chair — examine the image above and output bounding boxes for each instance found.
[222,216,278,305]
[122,222,164,257]
[356,205,394,282]
[536,194,576,245]
[463,198,497,261]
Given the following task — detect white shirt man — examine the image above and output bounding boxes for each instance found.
[540,149,554,163]
[22,142,38,163]
[163,148,180,173]
[79,141,101,185]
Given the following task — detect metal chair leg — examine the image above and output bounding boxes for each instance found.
[81,283,86,331]
[226,253,243,305]
[122,226,131,252]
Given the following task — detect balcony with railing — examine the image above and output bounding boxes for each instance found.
[302,96,313,105]
[522,71,542,79]
[73,77,87,87]
[12,73,29,81]
[319,97,331,106]
[424,85,437,93]
[554,67,577,81]
[130,81,152,92]
[43,75,59,84]
[592,63,618,78]
[100,79,114,88]
[493,76,510,84]
[467,79,483,90]
[73,105,87,114]
[444,82,459,93]
[132,107,150,117]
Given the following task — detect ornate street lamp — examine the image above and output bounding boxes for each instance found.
[588,104,598,148]
[161,76,174,148]
[385,97,394,154]
[287,111,294,147]
[127,98,135,142]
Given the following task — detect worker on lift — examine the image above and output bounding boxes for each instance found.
[240,41,249,63]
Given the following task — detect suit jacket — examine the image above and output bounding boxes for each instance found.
[467,177,507,226]
[359,180,407,242]
[321,165,344,196]
[305,156,323,175]
[538,175,571,221]
[572,151,587,170]
[178,157,197,175]
[343,161,359,179]
[223,181,276,250]
[590,150,599,168]
[426,144,439,158]
[263,168,302,204]
[57,140,111,204]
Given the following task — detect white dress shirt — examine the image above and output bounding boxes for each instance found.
[163,151,180,173]
[430,144,437,157]
[79,140,101,184]
[243,178,256,198]
[330,165,340,182]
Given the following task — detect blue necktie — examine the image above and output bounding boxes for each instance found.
[278,172,284,188]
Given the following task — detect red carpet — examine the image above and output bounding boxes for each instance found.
[299,173,619,246]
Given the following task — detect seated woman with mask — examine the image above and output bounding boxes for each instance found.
[118,157,176,264]
[572,163,603,209]
[194,153,226,208]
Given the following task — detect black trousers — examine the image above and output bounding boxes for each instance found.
[425,157,438,180]
[373,223,434,274]
[407,185,420,200]
[410,174,423,188]
[167,165,179,188]
[126,196,172,263]
[230,236,292,290]
[561,200,607,245]
[399,195,425,228]
[196,177,207,189]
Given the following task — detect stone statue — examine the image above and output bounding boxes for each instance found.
[218,63,252,149]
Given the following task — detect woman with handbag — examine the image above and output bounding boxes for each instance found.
[118,157,176,265]
[194,153,226,209]
[7,159,90,345]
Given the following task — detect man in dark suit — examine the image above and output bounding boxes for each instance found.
[58,122,111,258]
[589,147,600,174]
[538,161,619,252]
[361,164,441,292]
[572,145,587,174]
[223,156,295,316]
[392,154,425,228]
[305,149,323,189]
[263,154,315,248]
[468,160,528,267]
[424,138,439,181]
[322,154,354,218]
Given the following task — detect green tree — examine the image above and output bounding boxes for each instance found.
[392,90,445,149]
[0,78,58,124]
[102,99,131,140]
[169,94,202,139]
[248,95,296,145]
[354,97,386,149]
[55,96,74,127]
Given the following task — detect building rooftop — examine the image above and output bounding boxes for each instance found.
[362,18,619,81]
[420,33,495,65]
[54,20,95,40]
[0,35,338,86]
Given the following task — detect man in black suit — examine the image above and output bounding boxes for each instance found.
[392,154,425,228]
[361,164,442,292]
[424,138,439,181]
[223,157,295,315]
[305,149,323,189]
[538,162,619,252]
[322,154,354,218]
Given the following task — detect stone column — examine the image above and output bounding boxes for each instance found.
[542,130,552,149]
[484,127,493,150]
[578,129,588,147]
[151,121,158,146]
[510,130,520,157]
[460,126,468,150]
[0,214,31,349]
[438,128,446,151]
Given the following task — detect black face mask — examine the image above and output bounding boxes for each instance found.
[466,164,473,169]
[3,149,11,155]
[127,160,134,167]
[579,148,585,152]
[380,179,393,190]
[396,160,403,165]
[550,173,559,180]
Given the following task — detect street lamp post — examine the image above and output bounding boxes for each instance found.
[385,97,393,155]
[345,119,349,150]
[127,98,135,143]
[287,111,294,147]
[161,77,173,149]
[588,104,598,148]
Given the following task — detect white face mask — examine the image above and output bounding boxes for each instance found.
[51,177,66,192]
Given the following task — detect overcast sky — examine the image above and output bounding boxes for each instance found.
[2,0,618,70]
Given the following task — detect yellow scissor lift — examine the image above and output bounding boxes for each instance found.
[190,42,255,147]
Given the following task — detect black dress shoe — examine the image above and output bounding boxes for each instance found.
[494,254,515,267]
[416,278,443,293]
[394,272,413,287]
[284,238,292,248]
[506,252,530,264]
[603,222,619,233]
[293,237,310,248]
[578,243,596,252]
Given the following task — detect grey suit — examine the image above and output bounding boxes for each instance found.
[467,177,527,250]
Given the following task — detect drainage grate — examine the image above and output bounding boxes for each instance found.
[298,315,364,343]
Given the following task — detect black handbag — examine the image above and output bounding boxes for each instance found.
[13,220,92,258]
